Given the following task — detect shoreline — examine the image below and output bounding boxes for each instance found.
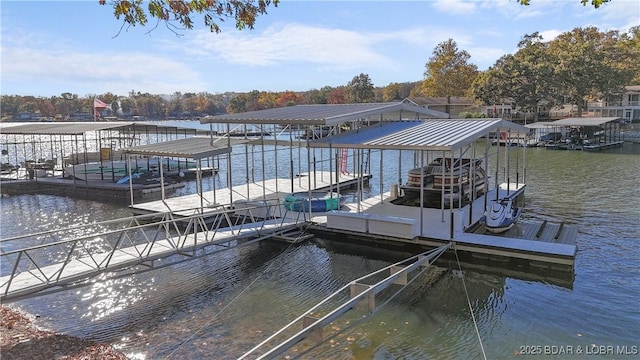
[0,305,127,360]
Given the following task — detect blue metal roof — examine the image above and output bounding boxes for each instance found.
[308,119,529,152]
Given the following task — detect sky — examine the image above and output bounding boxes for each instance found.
[1,0,638,97]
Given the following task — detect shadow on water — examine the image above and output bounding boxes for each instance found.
[312,235,575,290]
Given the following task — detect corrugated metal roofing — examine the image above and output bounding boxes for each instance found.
[525,122,556,129]
[201,102,449,126]
[0,122,135,135]
[308,119,529,152]
[120,137,232,160]
[0,122,204,135]
[548,117,621,127]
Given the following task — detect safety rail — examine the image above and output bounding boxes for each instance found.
[0,198,310,302]
[239,243,452,359]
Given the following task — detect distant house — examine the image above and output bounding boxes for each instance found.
[405,97,477,117]
[587,85,640,123]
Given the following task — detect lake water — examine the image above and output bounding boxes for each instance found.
[1,124,639,359]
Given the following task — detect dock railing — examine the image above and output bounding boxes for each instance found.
[0,198,309,302]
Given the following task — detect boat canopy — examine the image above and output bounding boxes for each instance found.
[545,117,622,127]
[201,101,449,126]
[306,119,529,152]
[0,122,206,136]
[120,136,232,160]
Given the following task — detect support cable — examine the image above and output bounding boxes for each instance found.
[454,244,487,360]
[164,240,297,360]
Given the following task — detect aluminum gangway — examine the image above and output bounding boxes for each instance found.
[0,199,310,302]
[239,243,451,360]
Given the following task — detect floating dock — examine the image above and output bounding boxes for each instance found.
[306,184,577,272]
[0,168,214,203]
[129,170,371,217]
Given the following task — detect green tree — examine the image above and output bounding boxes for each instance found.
[616,26,640,84]
[491,33,555,122]
[548,26,635,116]
[119,97,135,116]
[382,82,402,102]
[419,39,478,98]
[227,94,247,113]
[0,96,21,117]
[346,73,375,103]
[101,0,279,34]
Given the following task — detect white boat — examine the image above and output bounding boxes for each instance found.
[480,197,523,233]
[65,158,198,182]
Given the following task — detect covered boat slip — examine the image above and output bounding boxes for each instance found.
[530,117,625,150]
[0,121,217,183]
[131,101,446,216]
[305,119,577,268]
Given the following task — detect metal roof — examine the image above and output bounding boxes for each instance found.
[525,122,556,129]
[201,102,449,126]
[307,119,529,152]
[0,122,134,135]
[120,137,232,160]
[549,117,621,127]
[0,122,205,136]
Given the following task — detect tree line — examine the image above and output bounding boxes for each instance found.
[1,25,638,121]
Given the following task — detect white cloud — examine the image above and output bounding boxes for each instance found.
[176,23,399,69]
[538,29,563,42]
[1,44,207,96]
[432,0,477,15]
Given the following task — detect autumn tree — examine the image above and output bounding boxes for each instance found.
[346,73,375,103]
[257,91,277,109]
[327,87,347,104]
[382,82,416,102]
[419,39,478,98]
[100,0,279,34]
[276,91,301,107]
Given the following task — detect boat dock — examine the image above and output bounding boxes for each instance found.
[306,184,576,271]
[0,168,214,202]
[2,104,587,304]
[129,170,371,217]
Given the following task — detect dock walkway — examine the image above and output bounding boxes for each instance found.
[0,205,309,302]
[130,171,370,216]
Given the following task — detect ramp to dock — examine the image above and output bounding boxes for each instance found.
[0,200,310,302]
